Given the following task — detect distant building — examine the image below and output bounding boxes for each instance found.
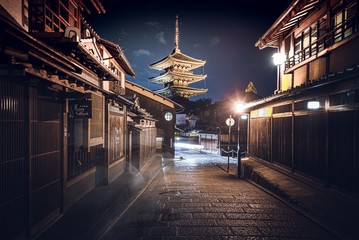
[125,81,184,158]
[248,0,359,196]
[180,82,261,153]
[149,15,207,99]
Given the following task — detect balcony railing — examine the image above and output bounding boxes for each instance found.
[285,16,358,70]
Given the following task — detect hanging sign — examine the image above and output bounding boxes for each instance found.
[70,100,92,118]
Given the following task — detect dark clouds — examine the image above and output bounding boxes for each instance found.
[87,1,292,101]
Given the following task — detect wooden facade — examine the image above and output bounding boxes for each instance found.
[125,81,183,158]
[0,72,64,239]
[250,0,359,196]
[0,1,166,239]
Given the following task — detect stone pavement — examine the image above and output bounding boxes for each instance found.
[36,150,358,240]
[99,150,337,239]
[242,157,359,240]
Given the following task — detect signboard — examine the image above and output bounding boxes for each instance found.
[70,100,92,118]
[226,117,235,126]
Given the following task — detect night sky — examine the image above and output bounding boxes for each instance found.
[87,0,293,102]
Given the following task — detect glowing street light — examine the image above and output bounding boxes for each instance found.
[235,102,245,113]
[272,52,286,93]
[272,52,286,65]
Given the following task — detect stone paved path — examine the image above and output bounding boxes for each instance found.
[100,150,338,240]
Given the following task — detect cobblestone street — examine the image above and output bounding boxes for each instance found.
[99,150,337,240]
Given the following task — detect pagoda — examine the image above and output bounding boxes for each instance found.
[149,15,207,99]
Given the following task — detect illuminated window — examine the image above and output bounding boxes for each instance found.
[294,98,325,111]
[344,1,357,37]
[333,10,343,43]
[307,101,320,109]
[310,23,318,55]
[332,0,358,43]
[303,28,310,58]
[290,15,328,67]
[294,36,302,64]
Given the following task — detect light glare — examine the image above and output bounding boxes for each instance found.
[235,102,245,113]
[272,52,286,65]
[307,101,320,109]
[174,142,204,150]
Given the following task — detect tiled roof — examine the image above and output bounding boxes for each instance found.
[246,64,359,109]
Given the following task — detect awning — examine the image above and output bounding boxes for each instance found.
[245,64,359,109]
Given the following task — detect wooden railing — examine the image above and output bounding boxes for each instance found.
[285,16,358,70]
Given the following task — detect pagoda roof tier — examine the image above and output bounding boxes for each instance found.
[155,85,208,99]
[149,70,207,84]
[149,49,206,71]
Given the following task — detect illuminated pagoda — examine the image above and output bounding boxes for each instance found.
[149,15,207,99]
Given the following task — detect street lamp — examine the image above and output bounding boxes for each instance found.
[272,52,286,93]
[272,52,286,65]
[235,102,245,178]
[225,115,235,173]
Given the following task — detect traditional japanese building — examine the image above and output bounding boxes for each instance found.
[0,1,160,239]
[125,81,184,158]
[149,15,207,99]
[246,0,359,198]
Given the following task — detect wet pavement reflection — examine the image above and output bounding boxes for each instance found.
[100,149,337,240]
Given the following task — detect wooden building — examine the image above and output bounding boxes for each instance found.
[125,81,184,158]
[248,0,359,196]
[0,1,161,239]
[149,15,207,99]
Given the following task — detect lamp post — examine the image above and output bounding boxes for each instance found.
[225,116,235,173]
[272,52,286,93]
[235,103,245,178]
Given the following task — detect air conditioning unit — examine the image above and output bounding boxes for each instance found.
[64,27,81,42]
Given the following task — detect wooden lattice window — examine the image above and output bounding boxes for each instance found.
[31,0,80,32]
[90,93,104,140]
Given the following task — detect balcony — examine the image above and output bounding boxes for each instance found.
[285,16,358,70]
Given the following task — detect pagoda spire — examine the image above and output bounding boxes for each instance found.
[174,15,179,52]
[245,81,258,94]
[149,15,207,99]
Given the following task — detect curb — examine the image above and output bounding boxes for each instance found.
[241,158,347,240]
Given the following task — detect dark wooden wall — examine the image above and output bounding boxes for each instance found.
[249,118,271,161]
[0,77,63,239]
[249,95,359,195]
[131,127,156,171]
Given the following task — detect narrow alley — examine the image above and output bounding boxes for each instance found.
[96,150,337,240]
